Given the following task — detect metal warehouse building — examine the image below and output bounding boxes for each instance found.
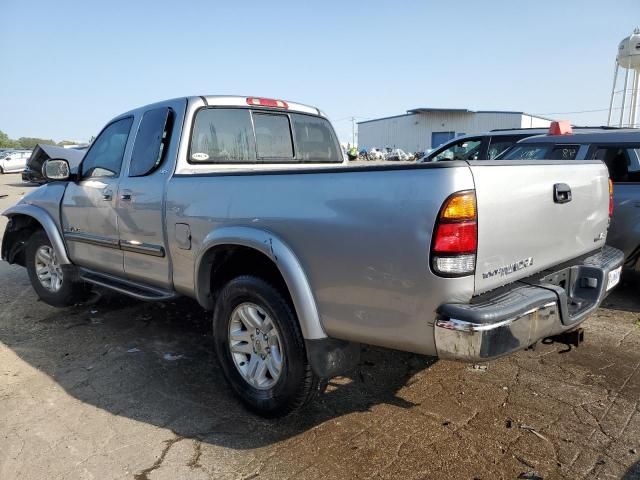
[357,108,553,152]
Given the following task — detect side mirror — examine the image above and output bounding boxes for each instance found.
[43,159,71,181]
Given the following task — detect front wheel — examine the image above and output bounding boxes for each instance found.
[213,275,320,417]
[25,230,91,307]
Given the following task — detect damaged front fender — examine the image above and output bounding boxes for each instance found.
[2,204,71,266]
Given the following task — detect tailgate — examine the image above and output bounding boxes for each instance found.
[470,160,610,294]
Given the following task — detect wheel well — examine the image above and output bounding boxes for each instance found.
[1,215,44,266]
[199,244,293,310]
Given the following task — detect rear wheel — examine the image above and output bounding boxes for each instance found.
[25,230,91,307]
[213,275,320,417]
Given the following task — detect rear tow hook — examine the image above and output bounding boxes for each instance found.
[542,328,585,352]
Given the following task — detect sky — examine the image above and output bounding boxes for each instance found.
[1,0,639,144]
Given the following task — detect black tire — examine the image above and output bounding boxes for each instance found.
[213,275,320,417]
[25,230,91,307]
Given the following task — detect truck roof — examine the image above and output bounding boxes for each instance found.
[117,95,325,121]
[515,129,640,145]
[200,96,323,116]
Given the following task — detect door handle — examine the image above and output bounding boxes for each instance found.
[102,190,113,201]
[120,191,132,201]
[553,183,572,204]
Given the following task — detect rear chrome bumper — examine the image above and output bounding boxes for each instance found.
[434,246,624,362]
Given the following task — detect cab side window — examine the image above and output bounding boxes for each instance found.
[592,146,640,183]
[81,117,133,178]
[487,139,516,160]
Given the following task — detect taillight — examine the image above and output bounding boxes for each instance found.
[431,190,477,276]
[246,97,289,109]
[609,179,614,217]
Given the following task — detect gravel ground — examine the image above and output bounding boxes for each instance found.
[0,173,638,480]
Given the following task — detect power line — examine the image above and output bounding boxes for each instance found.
[534,106,623,115]
[332,116,370,122]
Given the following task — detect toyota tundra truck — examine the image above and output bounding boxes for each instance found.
[0,96,623,416]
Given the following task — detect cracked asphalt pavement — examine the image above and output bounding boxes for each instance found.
[0,175,639,480]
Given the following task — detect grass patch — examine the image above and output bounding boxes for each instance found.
[635,319,640,328]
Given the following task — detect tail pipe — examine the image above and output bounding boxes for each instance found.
[544,327,585,349]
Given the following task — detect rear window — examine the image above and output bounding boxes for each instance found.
[253,113,294,159]
[189,108,341,164]
[291,113,340,163]
[190,109,256,163]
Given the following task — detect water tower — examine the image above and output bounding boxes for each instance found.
[607,28,640,127]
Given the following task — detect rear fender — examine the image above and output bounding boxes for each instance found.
[194,226,326,340]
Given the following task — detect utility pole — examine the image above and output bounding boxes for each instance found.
[351,117,356,147]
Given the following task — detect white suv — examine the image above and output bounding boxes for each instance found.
[0,150,31,173]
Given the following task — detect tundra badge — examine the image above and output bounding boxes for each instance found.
[482,257,534,279]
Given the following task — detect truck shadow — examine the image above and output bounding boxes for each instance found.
[4,182,38,188]
[623,461,640,480]
[0,287,437,449]
[600,280,640,313]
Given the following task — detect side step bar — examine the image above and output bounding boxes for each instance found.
[78,268,179,301]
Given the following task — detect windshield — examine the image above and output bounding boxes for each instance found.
[431,139,481,161]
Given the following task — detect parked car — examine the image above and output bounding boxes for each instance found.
[22,144,86,184]
[386,148,411,161]
[1,95,622,416]
[0,150,32,173]
[499,128,640,276]
[413,151,427,162]
[422,126,628,163]
[368,147,385,160]
[421,129,550,162]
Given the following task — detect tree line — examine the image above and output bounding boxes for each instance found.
[0,129,80,150]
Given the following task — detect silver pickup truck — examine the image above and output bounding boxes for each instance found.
[1,96,624,416]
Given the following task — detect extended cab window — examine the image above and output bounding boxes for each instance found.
[190,108,256,163]
[253,113,294,160]
[81,117,133,178]
[130,107,173,177]
[291,114,341,163]
[432,138,481,161]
